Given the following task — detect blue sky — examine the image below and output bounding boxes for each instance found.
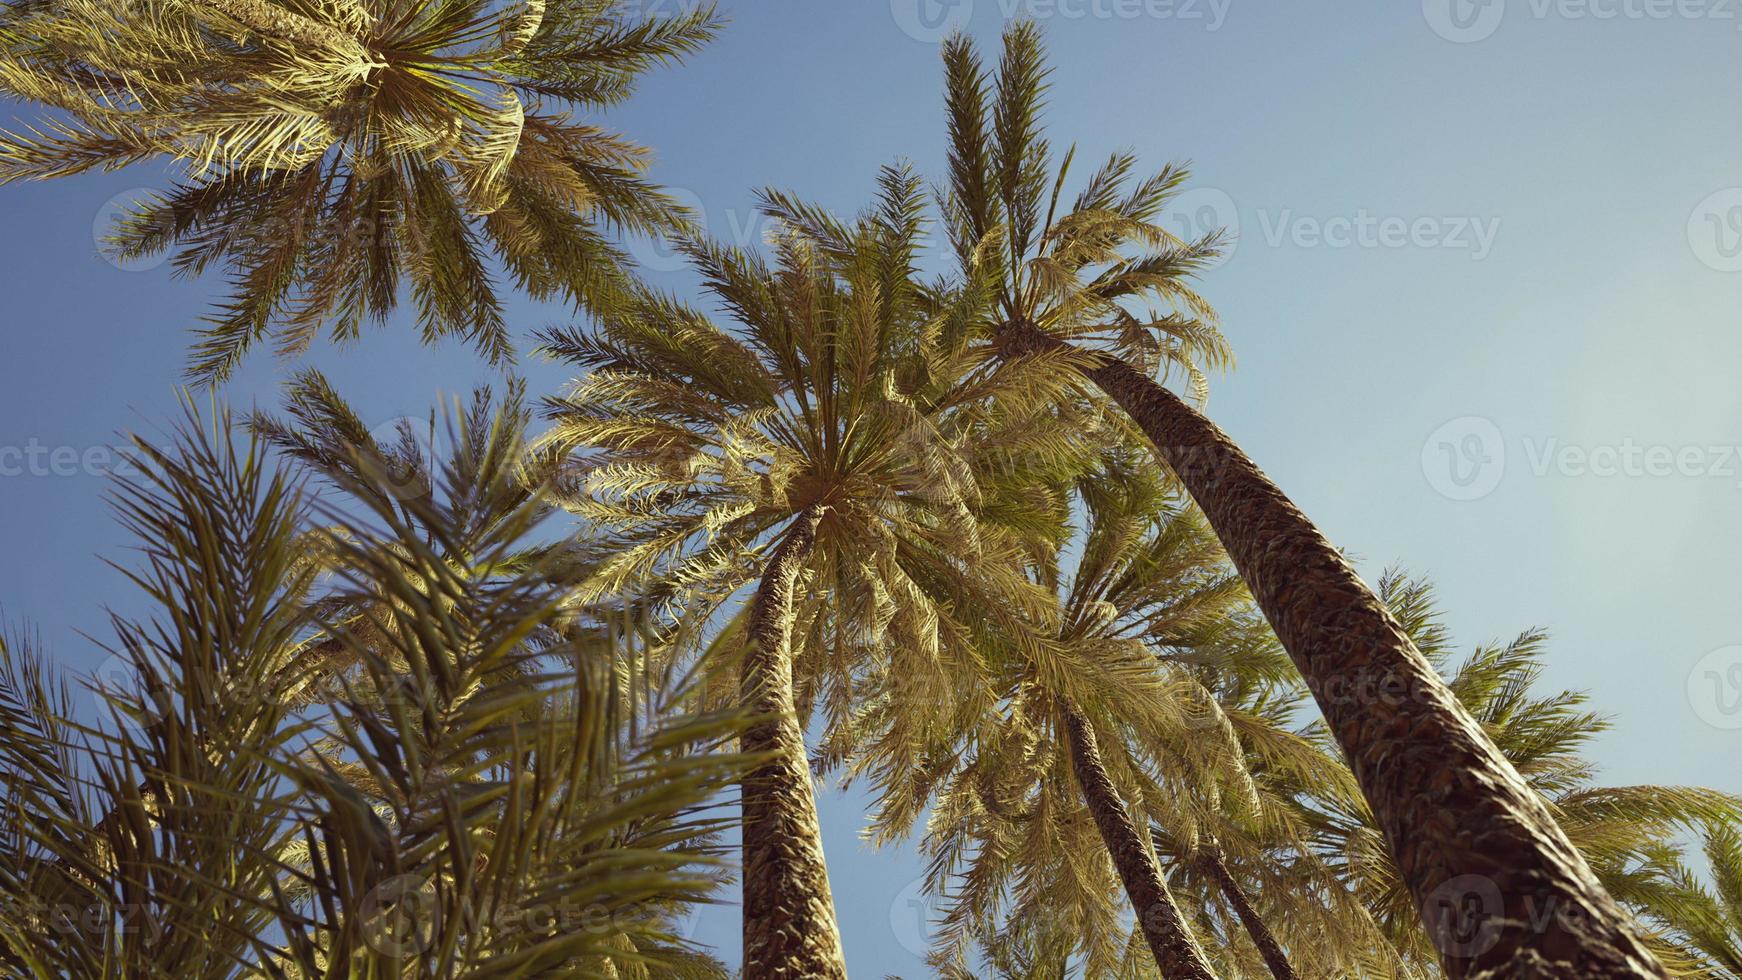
[5,1,1742,974]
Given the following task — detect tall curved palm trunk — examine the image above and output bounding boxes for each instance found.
[1062,707,1216,979]
[1001,320,1666,979]
[1199,849,1297,980]
[740,506,848,979]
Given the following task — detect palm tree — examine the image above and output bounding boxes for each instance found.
[0,0,716,381]
[39,371,573,882]
[0,410,318,978]
[933,446,1237,979]
[837,440,1379,977]
[1304,573,1740,976]
[1154,716,1428,980]
[1152,664,1408,979]
[0,402,753,977]
[927,23,1668,976]
[538,168,1086,977]
[1631,824,1742,976]
[262,398,750,977]
[1191,844,1301,979]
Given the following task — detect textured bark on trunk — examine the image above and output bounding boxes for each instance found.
[998,320,1666,980]
[1062,706,1216,980]
[1200,849,1296,980]
[740,506,847,980]
[184,0,362,54]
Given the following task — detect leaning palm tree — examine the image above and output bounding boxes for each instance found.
[1149,637,1411,980]
[917,23,1669,976]
[538,167,1087,978]
[0,0,715,381]
[839,437,1385,978]
[834,441,1231,978]
[1308,573,1740,976]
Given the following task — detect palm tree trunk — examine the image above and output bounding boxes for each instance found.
[1199,849,1296,980]
[740,505,847,980]
[1061,706,1216,979]
[999,320,1666,980]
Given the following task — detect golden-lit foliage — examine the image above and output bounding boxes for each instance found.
[538,166,1103,737]
[0,0,717,380]
[936,22,1231,404]
[1,9,1740,979]
[0,399,752,978]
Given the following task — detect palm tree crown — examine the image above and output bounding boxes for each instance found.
[875,447,1381,977]
[0,0,717,380]
[538,166,1094,976]
[933,23,1232,401]
[0,399,754,977]
[538,166,1088,705]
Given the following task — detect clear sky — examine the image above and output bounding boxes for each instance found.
[4,1,1742,975]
